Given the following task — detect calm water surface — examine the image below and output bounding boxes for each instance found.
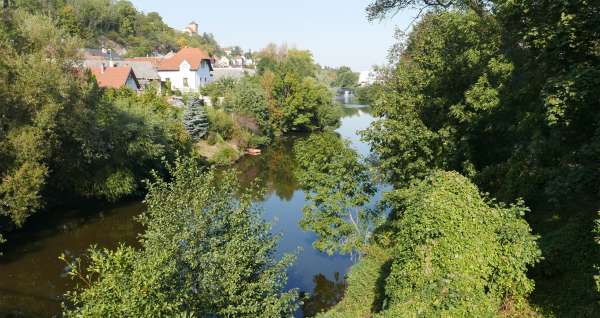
[0,105,375,317]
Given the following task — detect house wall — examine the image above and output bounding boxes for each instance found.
[126,75,139,91]
[158,60,213,92]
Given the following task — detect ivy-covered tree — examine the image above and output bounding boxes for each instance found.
[62,158,299,317]
[320,172,541,317]
[183,97,209,140]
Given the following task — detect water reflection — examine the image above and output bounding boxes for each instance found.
[0,105,376,318]
[302,272,347,317]
[0,202,144,317]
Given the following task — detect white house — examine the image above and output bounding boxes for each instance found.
[358,70,377,86]
[157,47,214,92]
[215,55,231,68]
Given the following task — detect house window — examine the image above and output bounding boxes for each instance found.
[183,77,189,87]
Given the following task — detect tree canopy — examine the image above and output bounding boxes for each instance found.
[62,158,299,317]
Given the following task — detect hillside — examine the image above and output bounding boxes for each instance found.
[14,0,221,56]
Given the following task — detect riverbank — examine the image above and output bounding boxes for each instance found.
[0,105,375,318]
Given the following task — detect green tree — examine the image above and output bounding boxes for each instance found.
[226,77,271,135]
[333,66,359,89]
[62,158,299,317]
[183,97,209,140]
[379,172,540,316]
[0,10,190,231]
[294,133,378,255]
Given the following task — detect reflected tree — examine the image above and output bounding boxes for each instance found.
[294,132,382,255]
[303,273,347,317]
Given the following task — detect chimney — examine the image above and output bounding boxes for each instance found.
[100,63,105,74]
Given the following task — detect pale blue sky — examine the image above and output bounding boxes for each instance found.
[129,0,416,71]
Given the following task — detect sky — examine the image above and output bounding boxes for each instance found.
[129,0,417,71]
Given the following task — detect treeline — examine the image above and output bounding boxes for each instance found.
[14,0,221,56]
[313,0,599,317]
[199,45,343,158]
[0,10,191,243]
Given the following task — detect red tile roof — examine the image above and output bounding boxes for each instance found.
[90,66,139,89]
[158,47,212,71]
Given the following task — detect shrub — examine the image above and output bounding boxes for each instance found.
[206,132,217,145]
[211,146,239,166]
[249,135,271,148]
[62,159,299,317]
[379,171,541,316]
[207,108,234,140]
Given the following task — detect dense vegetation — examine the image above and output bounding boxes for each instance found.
[0,11,190,239]
[294,132,378,255]
[202,46,343,139]
[14,0,221,56]
[62,158,299,317]
[321,0,600,317]
[322,172,540,317]
[2,0,599,317]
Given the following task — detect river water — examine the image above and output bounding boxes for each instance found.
[0,105,375,318]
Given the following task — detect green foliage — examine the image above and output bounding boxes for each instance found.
[363,10,504,187]
[0,11,190,231]
[210,145,240,166]
[379,172,540,316]
[596,215,600,294]
[360,2,600,314]
[354,84,379,105]
[200,77,237,103]
[62,158,299,317]
[183,98,209,141]
[332,66,359,89]
[13,0,221,56]
[273,75,341,132]
[317,245,392,318]
[226,77,270,135]
[294,133,378,255]
[206,108,234,140]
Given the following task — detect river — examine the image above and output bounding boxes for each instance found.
[0,104,376,318]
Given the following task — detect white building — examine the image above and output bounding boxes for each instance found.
[157,47,214,92]
[215,55,231,68]
[358,70,377,86]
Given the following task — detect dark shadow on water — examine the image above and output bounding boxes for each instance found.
[302,272,347,317]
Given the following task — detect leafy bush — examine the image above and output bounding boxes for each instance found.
[0,12,190,231]
[206,132,218,145]
[379,171,541,316]
[249,135,271,148]
[207,108,234,140]
[211,146,239,166]
[227,78,270,135]
[62,158,299,317]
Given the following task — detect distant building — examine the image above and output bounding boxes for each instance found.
[212,67,256,81]
[183,21,199,35]
[84,58,161,91]
[358,70,377,86]
[232,56,244,67]
[157,47,214,92]
[215,56,231,68]
[120,60,162,90]
[90,65,140,91]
